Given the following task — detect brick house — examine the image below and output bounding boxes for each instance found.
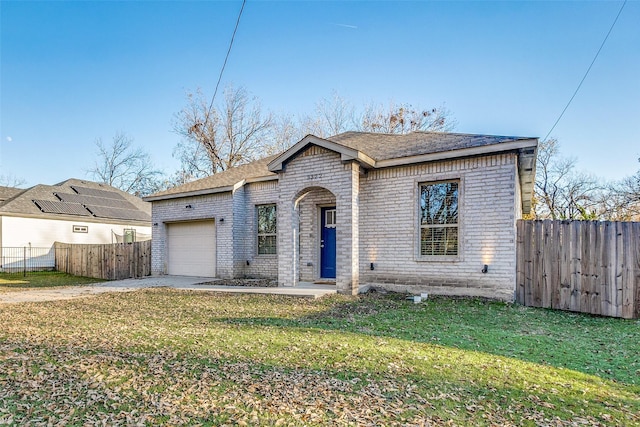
[145,131,537,300]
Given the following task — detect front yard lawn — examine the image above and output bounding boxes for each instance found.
[0,271,104,293]
[0,290,638,426]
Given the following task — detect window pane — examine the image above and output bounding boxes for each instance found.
[257,205,277,234]
[420,182,458,225]
[421,226,458,256]
[258,235,277,255]
[444,226,458,255]
[420,227,435,255]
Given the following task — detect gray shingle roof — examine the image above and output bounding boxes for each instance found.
[0,186,23,202]
[327,131,533,161]
[146,132,537,203]
[0,179,151,224]
[146,155,278,200]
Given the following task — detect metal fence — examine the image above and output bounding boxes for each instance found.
[0,246,69,276]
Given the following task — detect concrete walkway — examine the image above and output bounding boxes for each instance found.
[0,276,337,304]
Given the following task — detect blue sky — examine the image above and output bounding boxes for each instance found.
[1,0,639,187]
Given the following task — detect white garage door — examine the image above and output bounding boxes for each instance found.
[167,221,216,277]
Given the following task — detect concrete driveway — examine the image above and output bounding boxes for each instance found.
[0,276,336,304]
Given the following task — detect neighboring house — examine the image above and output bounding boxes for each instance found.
[0,186,23,203]
[145,131,537,300]
[0,179,152,271]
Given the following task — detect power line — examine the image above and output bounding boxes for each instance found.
[543,0,627,142]
[207,0,247,114]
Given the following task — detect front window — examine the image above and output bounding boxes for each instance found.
[419,181,459,256]
[257,204,277,255]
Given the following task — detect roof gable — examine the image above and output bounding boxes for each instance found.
[267,134,375,172]
[268,132,537,172]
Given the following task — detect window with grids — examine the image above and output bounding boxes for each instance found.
[257,204,277,255]
[419,181,459,256]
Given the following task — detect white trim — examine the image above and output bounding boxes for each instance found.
[318,204,337,280]
[232,179,246,192]
[246,175,278,184]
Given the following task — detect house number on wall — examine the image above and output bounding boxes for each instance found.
[307,174,322,180]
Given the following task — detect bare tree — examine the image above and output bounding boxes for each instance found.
[171,87,457,183]
[298,93,455,138]
[534,138,603,220]
[221,86,273,166]
[171,138,213,182]
[0,174,26,188]
[301,91,356,138]
[173,85,273,177]
[89,132,164,196]
[605,160,640,220]
[265,115,305,156]
[359,102,455,134]
[172,89,220,178]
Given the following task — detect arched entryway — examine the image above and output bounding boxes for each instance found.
[294,186,337,283]
[273,151,361,295]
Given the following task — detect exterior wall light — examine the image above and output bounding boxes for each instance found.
[482,264,488,274]
[370,262,375,270]
[185,204,193,209]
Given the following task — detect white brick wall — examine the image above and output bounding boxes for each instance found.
[151,193,233,278]
[276,147,360,294]
[150,148,522,300]
[236,180,279,278]
[151,181,279,280]
[359,153,519,300]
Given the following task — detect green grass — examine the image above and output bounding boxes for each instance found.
[0,289,638,426]
[0,271,104,292]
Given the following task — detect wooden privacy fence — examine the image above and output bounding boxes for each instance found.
[54,241,151,280]
[516,220,640,319]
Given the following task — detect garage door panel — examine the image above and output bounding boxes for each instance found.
[167,221,216,277]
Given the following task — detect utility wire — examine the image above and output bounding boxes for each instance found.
[207,0,247,114]
[543,0,627,142]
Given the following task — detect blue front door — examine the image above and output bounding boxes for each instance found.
[320,207,336,279]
